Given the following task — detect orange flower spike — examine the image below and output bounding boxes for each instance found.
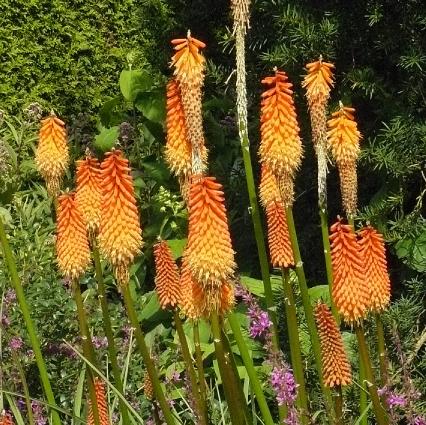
[180,256,206,319]
[358,225,391,312]
[36,115,69,196]
[99,150,143,286]
[302,59,335,103]
[327,105,362,216]
[259,164,281,207]
[171,34,206,88]
[315,302,352,388]
[0,412,14,425]
[266,201,294,268]
[87,378,110,425]
[165,80,192,176]
[56,193,91,280]
[259,69,303,178]
[153,240,182,309]
[186,176,236,284]
[329,220,370,324]
[219,280,235,315]
[75,155,102,235]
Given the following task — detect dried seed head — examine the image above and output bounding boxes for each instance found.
[75,155,102,235]
[186,176,236,285]
[0,412,14,425]
[330,220,370,324]
[99,150,143,286]
[259,70,303,179]
[259,164,281,207]
[231,0,251,33]
[266,201,294,268]
[87,378,110,425]
[358,225,391,312]
[36,115,69,196]
[154,240,182,309]
[315,302,352,387]
[338,163,358,217]
[143,372,154,401]
[56,192,91,280]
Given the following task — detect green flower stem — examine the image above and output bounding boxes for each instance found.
[359,356,368,425]
[375,314,388,386]
[228,312,275,425]
[355,326,388,425]
[210,311,248,425]
[0,216,62,425]
[173,311,207,425]
[121,284,176,425]
[193,321,207,407]
[334,386,343,425]
[281,269,309,423]
[319,208,339,323]
[72,280,101,425]
[285,207,334,422]
[91,244,131,423]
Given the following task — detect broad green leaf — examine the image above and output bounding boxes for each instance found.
[167,239,187,259]
[308,285,331,306]
[119,69,153,102]
[0,206,12,224]
[93,126,119,152]
[135,89,166,123]
[99,96,123,127]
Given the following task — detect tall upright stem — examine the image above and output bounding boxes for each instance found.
[173,311,207,425]
[334,386,343,425]
[121,284,176,425]
[359,355,368,425]
[210,312,248,425]
[228,313,275,425]
[0,216,62,425]
[233,11,279,351]
[355,326,388,425]
[285,207,334,421]
[375,314,388,387]
[193,322,207,406]
[281,269,309,423]
[319,208,339,323]
[72,280,101,425]
[91,244,130,423]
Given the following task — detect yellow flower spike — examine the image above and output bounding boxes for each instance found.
[185,176,236,285]
[358,225,391,312]
[87,378,110,425]
[180,256,206,319]
[302,59,335,106]
[56,192,91,280]
[99,150,143,286]
[327,105,362,216]
[259,69,303,179]
[153,240,182,310]
[266,201,294,268]
[329,219,370,324]
[75,154,102,235]
[315,302,352,388]
[36,115,69,196]
[170,34,207,174]
[259,164,281,208]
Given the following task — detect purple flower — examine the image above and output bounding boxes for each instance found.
[4,289,16,305]
[387,393,407,409]
[413,417,426,425]
[248,308,272,338]
[31,400,47,425]
[9,336,23,351]
[92,336,108,349]
[270,366,297,406]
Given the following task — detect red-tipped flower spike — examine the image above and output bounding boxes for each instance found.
[315,302,352,387]
[56,193,91,280]
[185,176,236,284]
[99,150,143,285]
[153,240,182,309]
[329,219,370,324]
[0,412,14,425]
[75,154,102,235]
[259,70,303,179]
[358,225,391,312]
[87,378,110,425]
[266,201,294,268]
[327,105,362,216]
[36,115,69,196]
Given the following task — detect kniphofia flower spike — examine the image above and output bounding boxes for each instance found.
[87,378,110,425]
